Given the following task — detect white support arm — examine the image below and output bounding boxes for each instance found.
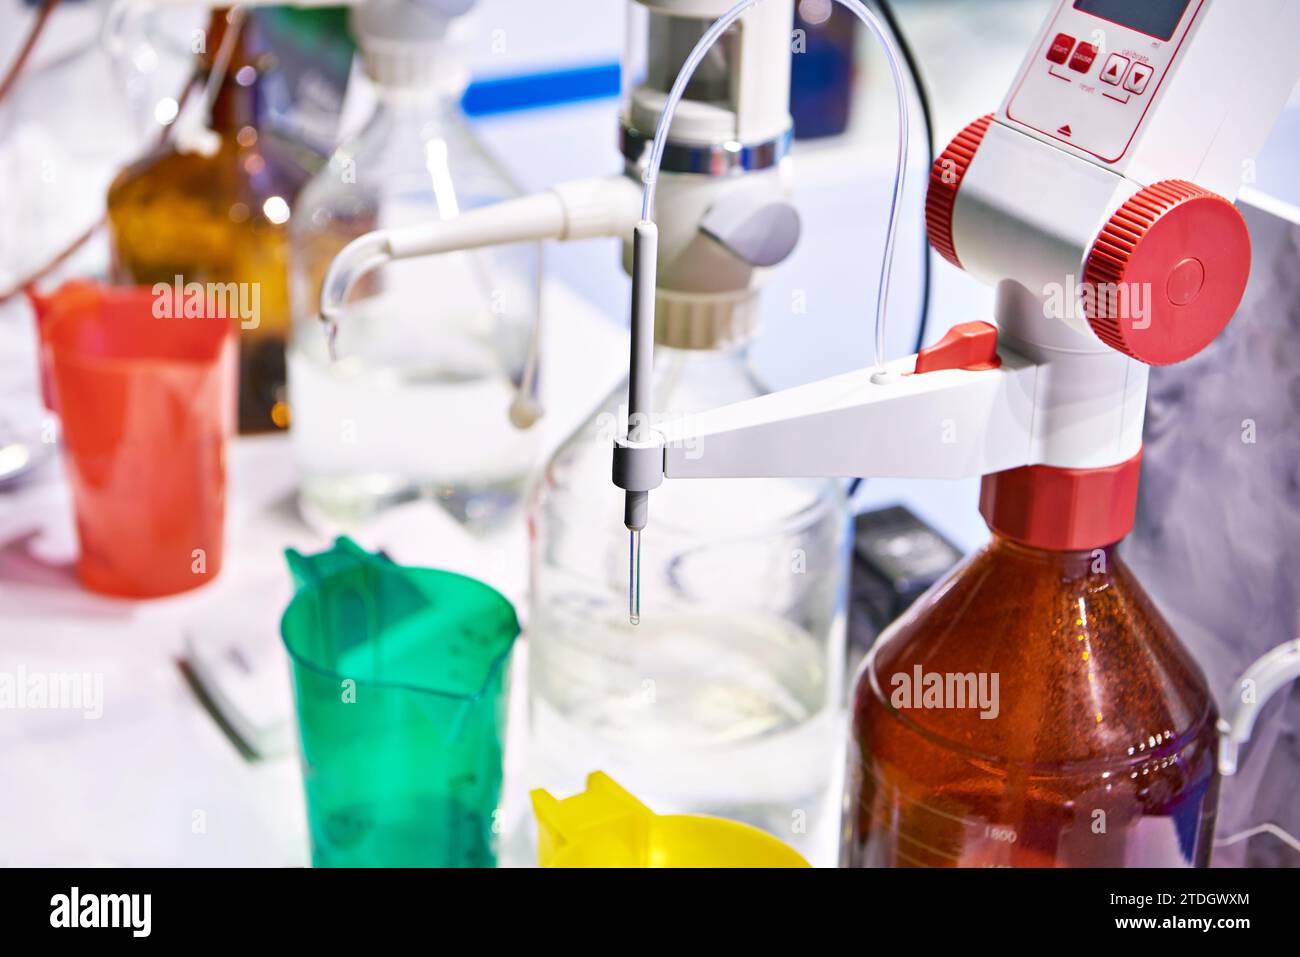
[653,349,1039,481]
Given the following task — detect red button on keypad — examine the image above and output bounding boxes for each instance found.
[1069,42,1098,73]
[1046,32,1075,65]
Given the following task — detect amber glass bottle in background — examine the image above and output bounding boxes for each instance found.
[107,9,309,433]
[842,461,1220,868]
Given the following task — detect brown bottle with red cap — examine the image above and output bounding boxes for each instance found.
[841,455,1221,867]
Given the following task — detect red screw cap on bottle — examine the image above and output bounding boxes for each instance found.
[1083,181,1251,365]
[979,450,1144,551]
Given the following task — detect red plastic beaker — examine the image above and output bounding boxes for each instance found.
[35,280,237,597]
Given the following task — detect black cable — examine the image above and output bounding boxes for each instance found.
[848,0,936,503]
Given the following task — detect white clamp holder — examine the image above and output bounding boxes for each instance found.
[612,433,665,493]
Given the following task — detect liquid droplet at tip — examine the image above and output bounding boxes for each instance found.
[325,319,340,362]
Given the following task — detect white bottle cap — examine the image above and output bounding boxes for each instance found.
[351,0,475,91]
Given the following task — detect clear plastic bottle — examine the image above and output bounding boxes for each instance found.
[288,4,539,530]
[842,532,1220,867]
[529,340,848,847]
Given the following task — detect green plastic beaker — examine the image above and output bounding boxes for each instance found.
[280,537,519,867]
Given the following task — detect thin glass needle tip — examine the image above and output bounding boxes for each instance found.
[628,529,641,626]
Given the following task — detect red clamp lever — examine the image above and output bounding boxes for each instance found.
[913,321,1001,374]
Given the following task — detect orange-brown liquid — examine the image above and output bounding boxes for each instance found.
[842,535,1219,867]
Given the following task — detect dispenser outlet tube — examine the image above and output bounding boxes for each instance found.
[318,174,642,327]
[624,222,659,532]
[318,191,568,328]
[623,222,660,626]
[317,173,641,419]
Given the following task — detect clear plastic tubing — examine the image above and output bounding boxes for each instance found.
[638,0,913,375]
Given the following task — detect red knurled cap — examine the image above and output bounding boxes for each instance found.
[979,450,1143,551]
[1083,180,1251,365]
[925,114,994,269]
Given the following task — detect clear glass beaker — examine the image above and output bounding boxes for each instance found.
[281,537,519,867]
[529,343,848,848]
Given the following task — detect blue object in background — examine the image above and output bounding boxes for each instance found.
[463,62,622,117]
[790,1,857,139]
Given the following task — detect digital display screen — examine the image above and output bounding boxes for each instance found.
[1073,0,1192,41]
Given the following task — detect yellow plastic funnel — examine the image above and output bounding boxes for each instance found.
[530,772,809,868]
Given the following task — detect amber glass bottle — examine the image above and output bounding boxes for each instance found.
[842,463,1220,868]
[107,10,308,433]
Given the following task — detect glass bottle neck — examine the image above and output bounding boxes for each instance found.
[988,532,1123,576]
[201,10,262,132]
[652,341,755,386]
[374,83,462,111]
[639,341,761,414]
[367,67,470,128]
[209,78,259,131]
[356,86,469,151]
[655,340,751,363]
